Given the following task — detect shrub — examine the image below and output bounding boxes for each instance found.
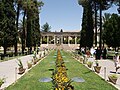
[108,74,118,79]
[17,58,23,68]
[0,78,5,87]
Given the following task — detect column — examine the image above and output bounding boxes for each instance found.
[61,36,63,44]
[47,36,49,46]
[54,35,55,44]
[63,36,64,44]
[75,36,77,44]
[68,36,70,46]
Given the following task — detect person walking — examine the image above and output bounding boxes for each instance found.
[95,47,102,60]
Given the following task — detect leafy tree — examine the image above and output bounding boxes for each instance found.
[102,13,111,23]
[0,1,5,47]
[41,22,51,32]
[102,13,111,47]
[93,0,114,49]
[103,14,120,50]
[0,0,16,55]
[79,0,116,49]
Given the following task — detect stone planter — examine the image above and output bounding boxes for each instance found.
[0,78,5,88]
[18,67,25,74]
[87,64,92,68]
[87,61,93,68]
[108,76,117,84]
[33,60,37,65]
[108,74,118,84]
[94,66,101,73]
[27,63,32,69]
[79,58,84,63]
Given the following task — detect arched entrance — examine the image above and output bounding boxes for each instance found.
[55,36,61,45]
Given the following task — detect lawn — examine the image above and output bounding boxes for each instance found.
[6,50,117,90]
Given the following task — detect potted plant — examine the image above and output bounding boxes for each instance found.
[32,58,37,65]
[108,74,118,84]
[0,78,5,87]
[27,61,32,69]
[32,52,38,64]
[94,60,101,73]
[17,58,25,74]
[79,57,84,63]
[87,61,93,68]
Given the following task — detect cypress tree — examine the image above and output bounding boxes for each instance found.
[1,0,16,55]
[80,0,94,50]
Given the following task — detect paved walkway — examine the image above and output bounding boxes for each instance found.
[0,55,33,89]
[87,58,120,89]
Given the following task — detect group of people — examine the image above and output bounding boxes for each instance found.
[95,47,107,60]
[81,47,120,72]
[81,47,107,60]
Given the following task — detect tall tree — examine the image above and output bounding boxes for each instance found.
[0,1,5,47]
[94,0,114,49]
[32,0,44,49]
[92,0,99,47]
[41,22,51,32]
[1,0,16,55]
[14,0,23,55]
[78,0,94,50]
[102,13,111,47]
[103,14,120,50]
[20,0,29,54]
[26,0,35,54]
[86,1,94,48]
[25,0,44,54]
[80,7,87,48]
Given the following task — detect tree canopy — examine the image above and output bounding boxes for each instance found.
[41,22,51,32]
[0,0,44,55]
[103,14,120,49]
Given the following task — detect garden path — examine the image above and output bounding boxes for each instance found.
[0,55,33,89]
[88,57,120,89]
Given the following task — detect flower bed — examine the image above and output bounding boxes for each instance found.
[52,50,74,90]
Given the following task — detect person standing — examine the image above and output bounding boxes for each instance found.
[113,52,120,72]
[90,47,95,58]
[95,47,102,60]
[102,47,107,59]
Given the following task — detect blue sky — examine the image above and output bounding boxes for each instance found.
[40,0,119,32]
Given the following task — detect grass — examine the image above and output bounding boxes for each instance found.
[62,51,117,90]
[6,50,117,90]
